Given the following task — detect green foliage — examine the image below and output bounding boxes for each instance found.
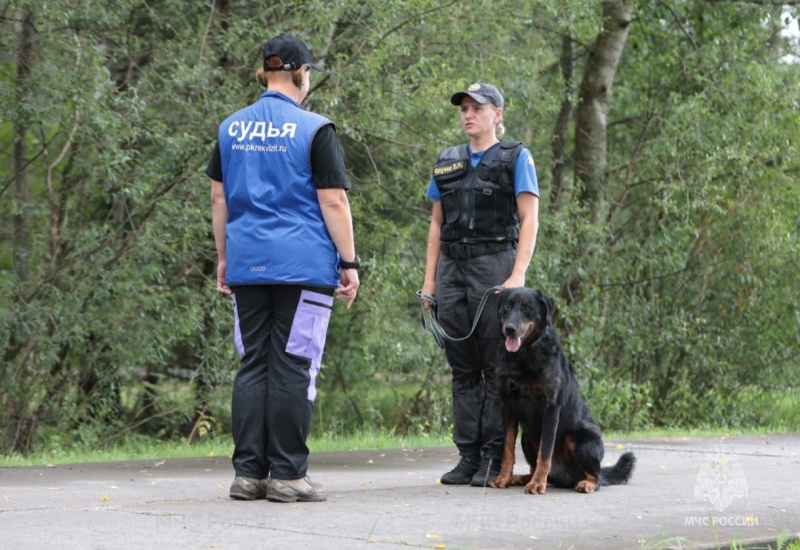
[1,0,798,455]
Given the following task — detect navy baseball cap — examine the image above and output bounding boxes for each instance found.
[450,83,504,109]
[263,34,321,72]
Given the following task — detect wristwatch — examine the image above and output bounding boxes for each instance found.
[340,256,361,270]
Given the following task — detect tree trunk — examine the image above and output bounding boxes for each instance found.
[574,1,633,223]
[12,11,36,285]
[550,34,574,213]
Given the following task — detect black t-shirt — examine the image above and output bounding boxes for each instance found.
[206,123,349,189]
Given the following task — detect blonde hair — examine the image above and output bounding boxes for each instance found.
[256,67,268,88]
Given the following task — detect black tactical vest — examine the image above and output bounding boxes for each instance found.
[432,140,523,244]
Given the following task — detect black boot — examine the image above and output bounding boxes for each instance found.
[441,455,480,485]
[470,456,502,487]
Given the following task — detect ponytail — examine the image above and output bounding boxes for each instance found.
[256,67,268,88]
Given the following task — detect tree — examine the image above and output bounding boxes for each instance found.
[1,0,797,454]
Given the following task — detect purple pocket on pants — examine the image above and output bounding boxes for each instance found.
[287,290,333,402]
[286,290,333,361]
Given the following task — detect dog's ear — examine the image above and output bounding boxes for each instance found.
[537,290,556,325]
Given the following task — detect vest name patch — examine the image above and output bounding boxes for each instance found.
[434,161,465,176]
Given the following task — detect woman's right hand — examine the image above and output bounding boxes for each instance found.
[217,260,232,296]
[420,281,436,311]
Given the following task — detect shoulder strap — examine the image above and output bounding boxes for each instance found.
[437,143,469,162]
[497,140,523,163]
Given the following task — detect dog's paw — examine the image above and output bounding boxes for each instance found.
[489,475,510,488]
[509,474,532,486]
[524,471,548,494]
[524,480,547,494]
[575,479,596,493]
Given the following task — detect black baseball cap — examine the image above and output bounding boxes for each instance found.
[450,83,504,109]
[263,34,321,72]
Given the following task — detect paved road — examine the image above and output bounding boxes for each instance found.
[1,434,798,549]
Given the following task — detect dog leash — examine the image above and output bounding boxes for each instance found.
[416,285,504,349]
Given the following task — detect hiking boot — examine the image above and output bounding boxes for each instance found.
[470,456,502,487]
[229,476,268,500]
[266,476,327,503]
[440,455,480,485]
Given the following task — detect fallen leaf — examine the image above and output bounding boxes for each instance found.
[436,478,442,484]
[426,534,440,540]
[4,496,11,502]
[101,496,110,502]
[109,486,118,490]
[616,444,626,450]
[47,487,61,491]
[153,460,166,467]
[433,545,446,549]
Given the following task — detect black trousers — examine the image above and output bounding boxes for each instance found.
[229,284,334,480]
[435,248,516,460]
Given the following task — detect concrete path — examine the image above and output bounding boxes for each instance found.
[1,434,798,549]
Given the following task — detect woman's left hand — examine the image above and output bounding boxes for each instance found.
[336,268,360,309]
[500,272,526,291]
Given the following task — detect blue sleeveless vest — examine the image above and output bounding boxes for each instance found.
[218,91,339,286]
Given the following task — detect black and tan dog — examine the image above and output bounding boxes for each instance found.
[489,287,636,494]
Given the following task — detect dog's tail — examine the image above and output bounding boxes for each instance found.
[599,452,636,486]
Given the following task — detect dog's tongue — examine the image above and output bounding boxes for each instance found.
[505,337,522,353]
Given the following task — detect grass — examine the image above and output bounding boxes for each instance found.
[641,530,800,550]
[0,429,453,468]
[2,425,794,468]
[2,425,793,468]
[603,425,795,440]
[0,428,776,468]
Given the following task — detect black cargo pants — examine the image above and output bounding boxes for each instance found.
[435,247,516,461]
[229,284,334,481]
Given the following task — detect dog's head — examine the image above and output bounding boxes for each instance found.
[497,287,555,353]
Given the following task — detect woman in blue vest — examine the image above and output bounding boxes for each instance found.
[207,34,359,503]
[421,83,540,486]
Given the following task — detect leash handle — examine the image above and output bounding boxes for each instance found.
[416,285,504,348]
